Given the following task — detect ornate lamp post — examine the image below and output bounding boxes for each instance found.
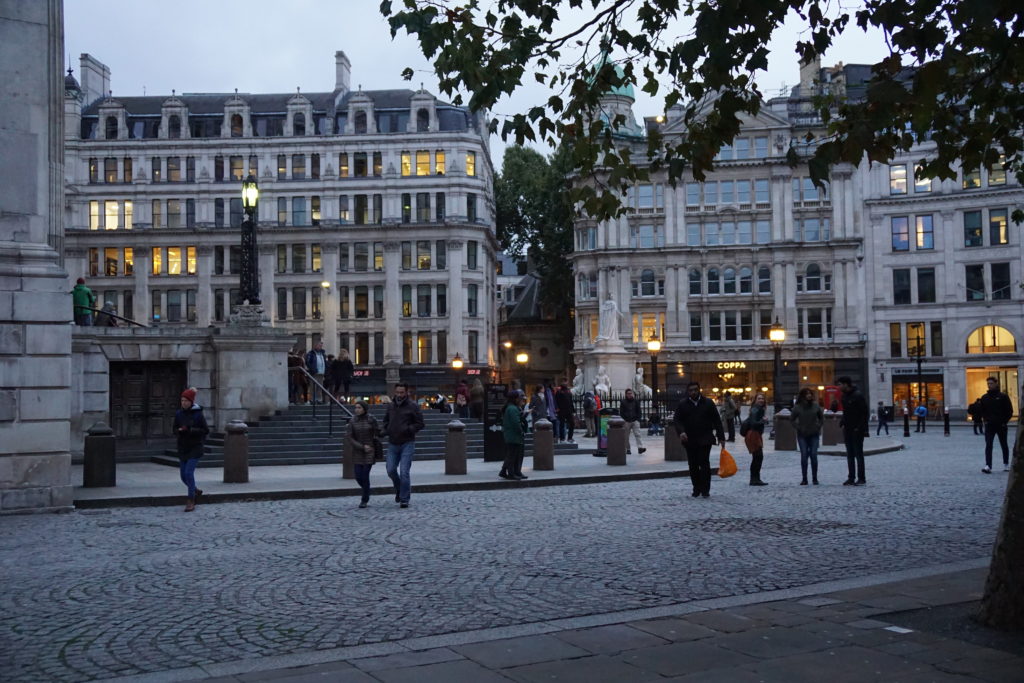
[238,175,260,306]
[515,351,529,392]
[646,336,661,405]
[451,352,464,370]
[769,317,786,413]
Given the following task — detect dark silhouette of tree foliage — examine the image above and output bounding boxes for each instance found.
[382,0,1024,222]
[382,0,1024,629]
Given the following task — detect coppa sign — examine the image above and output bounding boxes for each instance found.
[716,362,747,370]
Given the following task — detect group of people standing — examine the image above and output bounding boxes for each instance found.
[287,341,355,404]
[787,377,869,487]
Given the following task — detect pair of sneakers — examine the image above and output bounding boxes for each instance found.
[982,465,1011,473]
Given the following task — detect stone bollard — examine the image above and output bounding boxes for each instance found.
[83,422,116,487]
[532,418,554,470]
[445,420,467,475]
[773,413,797,451]
[822,413,842,445]
[665,422,687,461]
[223,420,250,483]
[606,416,627,466]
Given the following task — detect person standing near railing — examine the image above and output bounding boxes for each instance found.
[305,341,328,404]
[72,277,96,326]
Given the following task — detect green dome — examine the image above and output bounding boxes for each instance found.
[607,64,635,100]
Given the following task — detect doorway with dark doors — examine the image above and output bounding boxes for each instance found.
[109,361,188,451]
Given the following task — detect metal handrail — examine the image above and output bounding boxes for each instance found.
[79,306,148,327]
[294,366,354,435]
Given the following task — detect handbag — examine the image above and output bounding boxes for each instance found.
[718,446,738,478]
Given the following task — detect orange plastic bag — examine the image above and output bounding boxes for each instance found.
[718,446,738,478]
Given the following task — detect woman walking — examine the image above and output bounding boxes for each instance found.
[174,388,209,511]
[790,387,824,485]
[745,393,769,486]
[345,400,381,508]
[500,391,527,480]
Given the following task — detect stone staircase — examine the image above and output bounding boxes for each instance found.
[152,404,588,467]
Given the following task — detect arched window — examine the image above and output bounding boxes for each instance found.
[417,108,430,132]
[293,112,305,136]
[707,268,721,295]
[966,325,1017,354]
[723,267,737,294]
[739,267,753,294]
[105,116,118,139]
[168,114,181,139]
[230,114,243,137]
[641,269,656,296]
[354,111,367,134]
[689,268,702,296]
[758,266,772,293]
[806,263,822,291]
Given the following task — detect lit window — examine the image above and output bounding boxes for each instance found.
[167,247,182,275]
[988,154,1006,186]
[435,150,446,175]
[889,165,907,194]
[186,247,197,275]
[151,247,163,275]
[989,209,1008,245]
[962,168,981,189]
[416,150,430,176]
[465,151,476,176]
[401,152,412,176]
[915,215,933,249]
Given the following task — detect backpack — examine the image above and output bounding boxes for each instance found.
[739,418,751,437]
[583,395,595,412]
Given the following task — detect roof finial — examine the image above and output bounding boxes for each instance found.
[234,87,238,94]
[171,88,175,97]
[296,86,301,94]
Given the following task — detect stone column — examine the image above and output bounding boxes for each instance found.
[321,244,339,349]
[134,247,151,323]
[196,245,213,327]
[446,239,464,359]
[0,0,73,512]
[665,266,679,337]
[383,241,401,363]
[258,243,275,314]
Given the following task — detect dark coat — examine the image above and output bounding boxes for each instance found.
[672,395,725,448]
[790,400,824,436]
[554,389,574,418]
[383,397,425,445]
[619,397,642,422]
[345,414,381,466]
[979,389,1013,426]
[173,405,209,460]
[502,403,524,445]
[839,386,869,437]
[338,358,354,380]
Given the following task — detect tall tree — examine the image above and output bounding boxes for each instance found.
[382,0,1024,629]
[382,0,1023,222]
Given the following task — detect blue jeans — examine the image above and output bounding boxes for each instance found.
[179,457,199,498]
[386,441,414,503]
[797,433,819,481]
[354,463,373,502]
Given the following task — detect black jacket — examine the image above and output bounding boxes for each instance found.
[383,397,425,445]
[619,397,642,422]
[839,386,869,437]
[174,405,209,460]
[979,389,1013,425]
[672,395,724,448]
[554,389,574,418]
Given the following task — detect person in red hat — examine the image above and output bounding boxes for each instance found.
[174,387,209,511]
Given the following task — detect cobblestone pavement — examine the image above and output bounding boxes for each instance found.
[0,431,1012,682]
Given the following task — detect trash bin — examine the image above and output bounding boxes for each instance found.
[83,422,116,487]
[822,412,842,446]
[773,410,797,451]
[595,407,615,457]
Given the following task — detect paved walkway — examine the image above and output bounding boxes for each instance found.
[73,433,904,508]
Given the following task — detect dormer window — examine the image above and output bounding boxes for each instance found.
[168,115,181,139]
[354,111,367,134]
[293,112,305,136]
[416,108,429,132]
[230,114,243,138]
[105,116,118,140]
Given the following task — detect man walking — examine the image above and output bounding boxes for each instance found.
[673,382,725,498]
[618,388,646,455]
[837,376,869,486]
[383,383,424,507]
[72,277,96,326]
[876,401,890,436]
[554,383,576,444]
[305,341,328,403]
[979,376,1013,473]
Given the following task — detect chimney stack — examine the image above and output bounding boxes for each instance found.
[335,51,351,96]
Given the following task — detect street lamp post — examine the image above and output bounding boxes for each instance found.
[768,317,786,414]
[238,175,260,306]
[647,336,661,410]
[515,351,529,392]
[501,340,512,385]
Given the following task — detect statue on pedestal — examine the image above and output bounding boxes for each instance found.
[571,368,585,396]
[593,365,611,397]
[633,367,652,397]
[595,295,622,344]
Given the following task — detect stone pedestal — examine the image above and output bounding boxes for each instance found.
[665,423,687,461]
[582,344,636,397]
[210,323,294,430]
[445,419,467,475]
[774,413,797,451]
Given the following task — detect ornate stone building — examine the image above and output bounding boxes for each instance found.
[62,51,498,416]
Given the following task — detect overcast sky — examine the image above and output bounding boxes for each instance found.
[65,0,889,167]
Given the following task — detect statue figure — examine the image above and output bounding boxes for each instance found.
[593,365,611,397]
[595,294,622,343]
[633,367,652,397]
[571,368,585,396]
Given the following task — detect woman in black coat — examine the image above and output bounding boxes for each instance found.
[174,388,209,512]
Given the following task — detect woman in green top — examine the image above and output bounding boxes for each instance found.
[744,393,769,486]
[790,387,824,485]
[500,391,527,480]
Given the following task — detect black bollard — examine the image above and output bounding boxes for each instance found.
[943,409,950,437]
[83,422,116,487]
[903,409,911,438]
